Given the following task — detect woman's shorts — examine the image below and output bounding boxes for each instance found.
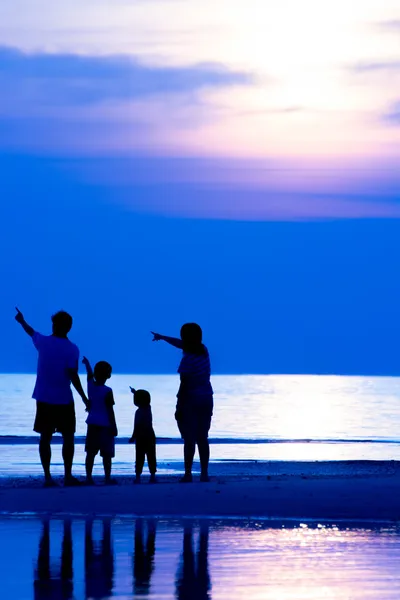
[33,401,76,436]
[85,425,115,458]
[177,405,213,444]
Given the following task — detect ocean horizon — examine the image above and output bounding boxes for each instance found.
[2,373,400,477]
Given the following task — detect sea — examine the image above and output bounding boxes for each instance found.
[2,374,400,599]
[2,516,400,599]
[1,373,400,477]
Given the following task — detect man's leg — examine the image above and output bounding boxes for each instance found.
[85,453,96,484]
[62,403,79,485]
[62,432,75,483]
[39,433,53,483]
[103,457,112,482]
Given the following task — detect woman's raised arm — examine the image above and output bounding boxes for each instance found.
[151,332,183,350]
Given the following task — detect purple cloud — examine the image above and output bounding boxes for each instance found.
[351,61,400,73]
[0,46,254,106]
[384,101,400,124]
[67,155,400,221]
[379,20,400,31]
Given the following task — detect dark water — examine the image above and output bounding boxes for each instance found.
[2,516,400,599]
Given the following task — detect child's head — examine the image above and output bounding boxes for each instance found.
[94,361,112,384]
[52,311,73,336]
[134,389,151,408]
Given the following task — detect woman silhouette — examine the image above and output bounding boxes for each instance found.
[152,323,213,482]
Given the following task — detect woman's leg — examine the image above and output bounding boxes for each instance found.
[183,440,195,480]
[198,407,212,481]
[198,438,210,481]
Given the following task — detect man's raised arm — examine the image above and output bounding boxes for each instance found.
[15,307,34,337]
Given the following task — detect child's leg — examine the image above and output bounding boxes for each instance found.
[101,430,115,483]
[146,440,157,476]
[85,453,96,482]
[135,443,145,478]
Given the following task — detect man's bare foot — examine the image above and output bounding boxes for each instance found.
[105,478,118,486]
[134,475,141,484]
[149,474,157,484]
[44,477,58,488]
[64,475,82,487]
[179,474,193,483]
[86,476,95,486]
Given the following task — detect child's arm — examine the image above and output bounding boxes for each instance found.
[15,307,34,337]
[105,391,118,437]
[151,332,183,349]
[82,356,94,381]
[128,387,135,442]
[129,412,137,443]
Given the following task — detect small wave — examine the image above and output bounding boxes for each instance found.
[1,436,400,445]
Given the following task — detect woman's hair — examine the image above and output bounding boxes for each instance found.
[180,322,206,355]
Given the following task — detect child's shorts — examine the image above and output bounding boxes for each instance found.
[85,425,115,458]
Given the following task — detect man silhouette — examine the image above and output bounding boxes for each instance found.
[34,519,74,600]
[15,308,88,486]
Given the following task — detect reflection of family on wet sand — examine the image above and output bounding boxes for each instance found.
[33,519,211,599]
[15,308,214,485]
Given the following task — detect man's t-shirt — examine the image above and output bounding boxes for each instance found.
[86,380,113,427]
[32,332,79,405]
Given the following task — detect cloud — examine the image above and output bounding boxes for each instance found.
[383,101,400,124]
[62,154,400,221]
[0,46,254,106]
[379,20,400,32]
[351,61,400,73]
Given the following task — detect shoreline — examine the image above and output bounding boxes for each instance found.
[1,460,399,521]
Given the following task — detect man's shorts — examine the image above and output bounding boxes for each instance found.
[85,425,115,458]
[34,401,76,436]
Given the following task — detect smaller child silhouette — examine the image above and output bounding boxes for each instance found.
[129,387,157,483]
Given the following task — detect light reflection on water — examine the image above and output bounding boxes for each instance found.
[2,516,400,599]
[2,374,400,469]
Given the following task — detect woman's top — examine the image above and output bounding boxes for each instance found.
[177,345,213,405]
[86,380,113,427]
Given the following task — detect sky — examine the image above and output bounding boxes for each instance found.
[1,0,400,375]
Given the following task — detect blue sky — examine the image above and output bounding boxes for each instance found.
[1,1,400,374]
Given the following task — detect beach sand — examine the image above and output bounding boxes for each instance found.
[1,460,400,521]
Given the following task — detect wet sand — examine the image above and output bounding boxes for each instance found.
[0,461,399,521]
